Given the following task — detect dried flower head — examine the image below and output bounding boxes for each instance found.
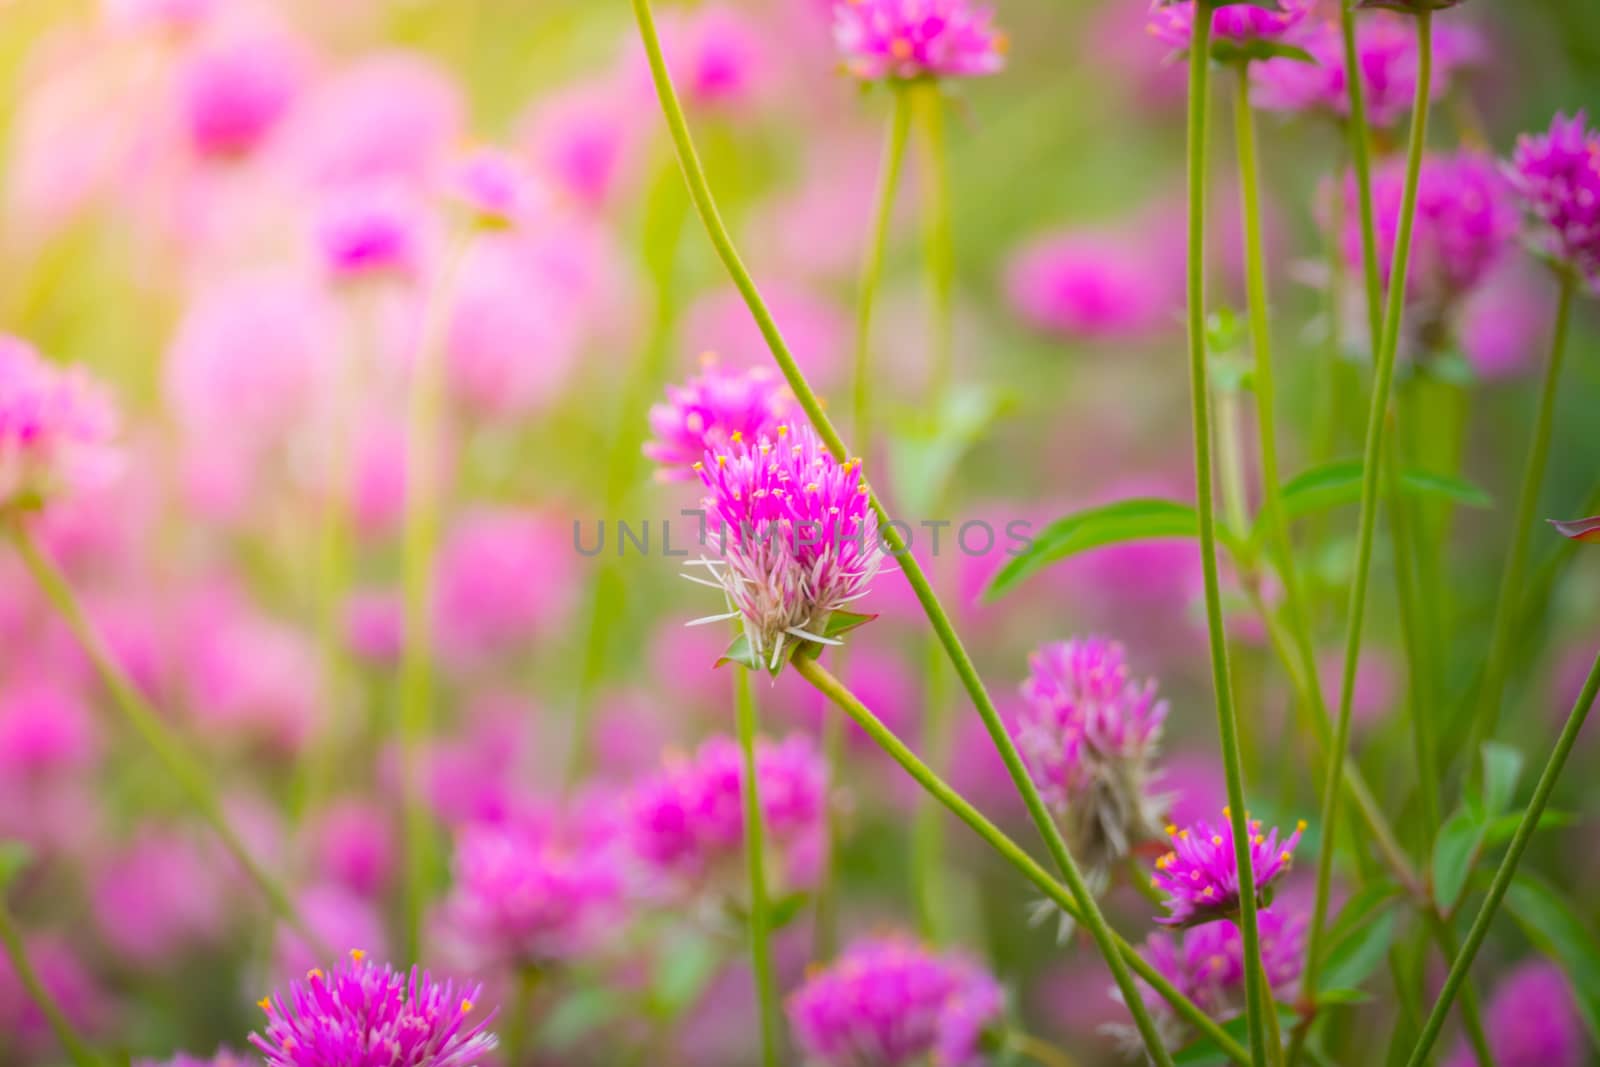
[833,0,1008,83]
[1506,112,1600,291]
[1152,812,1304,926]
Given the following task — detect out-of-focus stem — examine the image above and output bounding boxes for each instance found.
[0,898,102,1067]
[1405,649,1600,1067]
[626,3,1176,1062]
[398,230,470,964]
[792,656,1243,1067]
[912,82,955,405]
[735,667,779,1067]
[911,636,952,941]
[7,522,327,957]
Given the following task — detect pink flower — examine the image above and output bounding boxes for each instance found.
[0,935,108,1058]
[1007,232,1171,341]
[518,78,647,211]
[1459,262,1557,381]
[308,798,395,897]
[0,337,120,511]
[92,827,230,965]
[645,360,794,480]
[315,180,423,279]
[434,509,576,667]
[1445,960,1584,1067]
[653,5,776,110]
[832,0,1008,82]
[272,884,388,984]
[1152,812,1305,926]
[1132,908,1306,1027]
[1506,112,1600,291]
[1148,0,1314,52]
[0,678,98,774]
[180,30,304,159]
[682,282,848,385]
[450,148,541,228]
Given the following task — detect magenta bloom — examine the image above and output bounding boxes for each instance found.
[519,78,645,211]
[1013,638,1169,870]
[1152,813,1305,926]
[692,423,883,672]
[1338,152,1516,315]
[653,5,775,110]
[252,952,496,1067]
[1147,0,1314,51]
[434,509,575,667]
[443,817,622,968]
[1445,960,1584,1067]
[1506,112,1600,291]
[629,734,826,894]
[645,360,793,480]
[180,32,301,159]
[451,148,540,228]
[1006,233,1168,341]
[1253,15,1484,127]
[0,935,107,1058]
[136,1053,253,1067]
[0,336,119,511]
[832,0,1008,82]
[788,936,1004,1067]
[316,181,421,279]
[1131,908,1305,1036]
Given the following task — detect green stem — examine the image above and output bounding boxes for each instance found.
[1185,16,1267,1065]
[398,230,470,964]
[626,3,1173,1063]
[502,966,543,1067]
[912,81,955,405]
[1406,649,1600,1067]
[1009,1032,1080,1067]
[6,521,326,957]
[1383,436,1440,837]
[1422,908,1496,1067]
[792,656,1243,1067]
[1303,5,1432,1023]
[912,637,952,942]
[735,667,780,1067]
[851,86,913,451]
[1472,268,1578,746]
[0,898,101,1067]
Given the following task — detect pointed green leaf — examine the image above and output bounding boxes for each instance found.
[986,498,1202,600]
[1506,874,1600,1043]
[821,610,878,640]
[1261,460,1491,544]
[1320,882,1403,992]
[1432,807,1487,913]
[715,635,761,672]
[1481,742,1526,816]
[1485,809,1576,844]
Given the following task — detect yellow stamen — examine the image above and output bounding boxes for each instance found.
[350,949,366,962]
[1211,835,1223,846]
[1165,824,1178,836]
[258,997,272,1013]
[462,999,474,1014]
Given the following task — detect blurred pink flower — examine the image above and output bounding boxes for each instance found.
[272,884,388,984]
[1459,262,1556,381]
[92,827,230,965]
[682,281,847,385]
[315,179,423,280]
[307,798,395,897]
[833,0,1008,82]
[0,935,108,1057]
[650,5,776,110]
[1319,646,1398,730]
[1445,960,1584,1067]
[450,147,542,228]
[519,77,647,211]
[1148,0,1314,51]
[0,679,98,774]
[180,29,306,160]
[434,509,577,667]
[344,587,404,665]
[0,336,121,511]
[1007,230,1173,341]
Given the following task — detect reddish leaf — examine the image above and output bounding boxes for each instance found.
[1550,516,1600,543]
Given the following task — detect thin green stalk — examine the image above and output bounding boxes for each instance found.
[1303,6,1433,1026]
[0,898,101,1067]
[912,637,952,942]
[398,230,470,964]
[1185,13,1268,1064]
[1383,438,1440,837]
[502,966,543,1067]
[814,685,845,961]
[851,87,913,451]
[1008,1032,1079,1067]
[1406,649,1600,1067]
[6,522,326,957]
[1422,908,1496,1067]
[1472,268,1578,746]
[912,81,955,405]
[735,667,779,1067]
[626,4,1174,1063]
[792,656,1244,1067]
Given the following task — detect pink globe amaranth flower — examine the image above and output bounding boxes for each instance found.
[519,77,646,211]
[180,30,304,160]
[423,694,539,827]
[1318,646,1398,730]
[692,423,883,672]
[0,934,108,1057]
[345,587,404,664]
[649,5,776,110]
[251,951,498,1067]
[832,0,1008,82]
[1006,232,1171,342]
[0,677,98,774]
[1253,15,1485,128]
[92,827,230,965]
[1337,152,1516,317]
[683,282,848,385]
[1132,908,1306,1026]
[644,359,794,480]
[1147,0,1314,52]
[274,884,388,984]
[0,337,120,512]
[443,816,623,969]
[1445,960,1584,1067]
[450,147,541,228]
[1152,812,1305,927]
[308,798,395,897]
[1014,637,1170,871]
[1458,261,1555,381]
[628,734,826,895]
[788,936,1005,1067]
[1506,112,1600,292]
[434,509,576,667]
[316,180,423,279]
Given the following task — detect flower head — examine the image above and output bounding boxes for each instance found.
[629,734,826,896]
[1446,960,1583,1067]
[788,936,1004,1067]
[691,423,882,673]
[1005,233,1170,341]
[1147,0,1314,52]
[1152,812,1304,926]
[1136,908,1306,1019]
[316,181,421,280]
[250,951,496,1067]
[443,817,623,969]
[0,337,119,513]
[1013,637,1169,871]
[450,147,540,228]
[1506,112,1600,291]
[181,32,302,159]
[833,0,1008,83]
[645,359,794,480]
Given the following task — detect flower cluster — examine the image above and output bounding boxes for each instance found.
[1152,813,1305,927]
[1137,908,1306,1018]
[1147,0,1314,52]
[832,0,1008,82]
[1506,111,1600,291]
[250,951,497,1067]
[1012,637,1169,872]
[644,360,794,480]
[1444,960,1584,1067]
[788,936,1005,1067]
[627,734,826,896]
[0,338,119,513]
[691,422,882,672]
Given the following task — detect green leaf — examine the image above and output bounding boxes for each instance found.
[1485,809,1576,844]
[768,891,811,932]
[1263,460,1491,542]
[888,385,1012,518]
[715,634,761,672]
[1432,807,1487,913]
[986,498,1201,600]
[0,841,31,889]
[1172,1004,1298,1066]
[1320,882,1404,992]
[1506,874,1600,1043]
[1315,987,1374,1005]
[1211,39,1317,65]
[821,610,877,640]
[648,934,721,1019]
[1481,742,1526,816]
